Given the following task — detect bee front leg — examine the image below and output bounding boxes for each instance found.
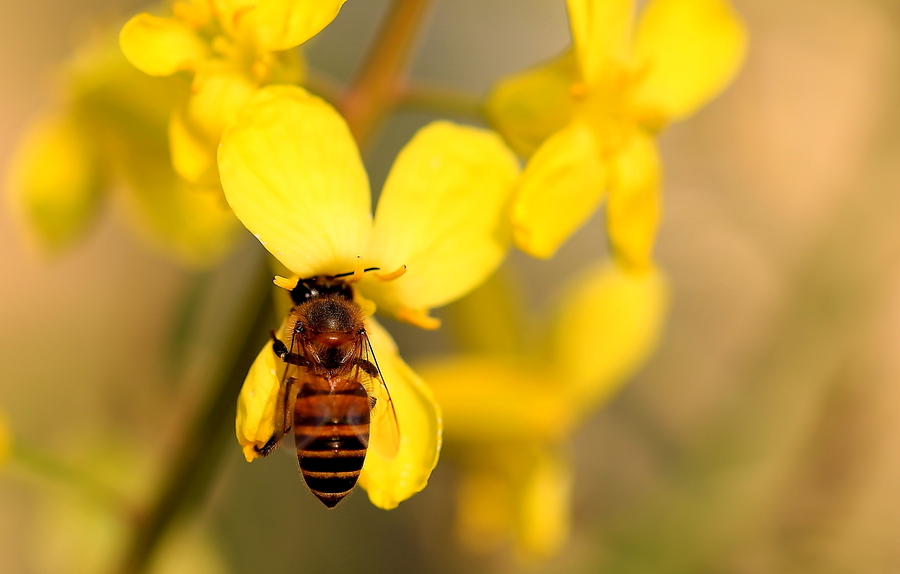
[270,330,310,367]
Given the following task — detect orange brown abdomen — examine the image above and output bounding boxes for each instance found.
[293,379,370,507]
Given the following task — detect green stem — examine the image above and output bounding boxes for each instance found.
[397,84,483,121]
[339,0,434,147]
[10,442,134,519]
[115,254,275,574]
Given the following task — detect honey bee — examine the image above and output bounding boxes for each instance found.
[257,271,399,507]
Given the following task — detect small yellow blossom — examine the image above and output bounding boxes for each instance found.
[119,0,339,186]
[486,0,747,269]
[222,85,520,508]
[419,261,669,556]
[7,36,238,265]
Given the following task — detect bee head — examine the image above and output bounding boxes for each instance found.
[290,276,354,305]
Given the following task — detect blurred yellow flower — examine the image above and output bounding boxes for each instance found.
[0,410,9,466]
[6,37,239,266]
[222,85,521,508]
[119,0,337,186]
[419,261,669,557]
[486,0,747,269]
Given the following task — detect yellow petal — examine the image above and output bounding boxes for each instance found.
[109,108,239,268]
[362,122,520,321]
[218,85,372,277]
[566,0,635,86]
[512,120,606,259]
[631,0,747,123]
[552,260,668,412]
[358,320,442,509]
[169,105,217,187]
[209,0,255,38]
[516,447,571,558]
[441,270,525,356]
[147,523,230,574]
[454,446,571,559]
[606,132,661,271]
[251,0,347,51]
[422,357,573,443]
[485,51,580,158]
[455,458,514,553]
[122,179,241,269]
[7,112,104,254]
[235,343,282,462]
[170,67,256,186]
[69,36,190,132]
[189,66,258,137]
[119,14,209,76]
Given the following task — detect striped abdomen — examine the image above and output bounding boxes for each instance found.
[294,378,370,508]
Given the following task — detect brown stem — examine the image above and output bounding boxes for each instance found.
[398,84,483,120]
[339,0,434,147]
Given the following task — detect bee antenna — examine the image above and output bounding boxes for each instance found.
[365,333,385,381]
[332,267,380,279]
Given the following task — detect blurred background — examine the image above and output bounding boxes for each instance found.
[2,0,900,572]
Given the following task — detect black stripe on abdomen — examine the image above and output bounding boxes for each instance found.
[297,445,367,508]
[294,387,370,507]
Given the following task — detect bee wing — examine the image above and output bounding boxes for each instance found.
[260,325,311,456]
[359,334,400,459]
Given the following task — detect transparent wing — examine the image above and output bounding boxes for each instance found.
[359,332,400,459]
[260,328,303,455]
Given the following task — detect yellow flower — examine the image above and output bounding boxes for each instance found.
[486,0,747,269]
[223,85,521,508]
[119,0,338,186]
[419,261,669,556]
[6,36,239,266]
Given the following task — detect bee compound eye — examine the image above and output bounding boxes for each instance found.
[289,279,317,305]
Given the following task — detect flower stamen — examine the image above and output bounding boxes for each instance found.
[348,256,366,283]
[273,275,299,290]
[396,307,441,330]
[374,265,407,282]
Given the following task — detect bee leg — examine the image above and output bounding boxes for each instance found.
[355,358,379,377]
[280,376,296,435]
[256,434,280,457]
[270,331,309,367]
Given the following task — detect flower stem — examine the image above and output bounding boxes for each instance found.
[398,84,483,121]
[10,442,134,518]
[115,253,275,574]
[340,0,434,147]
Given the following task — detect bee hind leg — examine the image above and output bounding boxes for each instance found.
[256,434,281,457]
[355,358,378,377]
